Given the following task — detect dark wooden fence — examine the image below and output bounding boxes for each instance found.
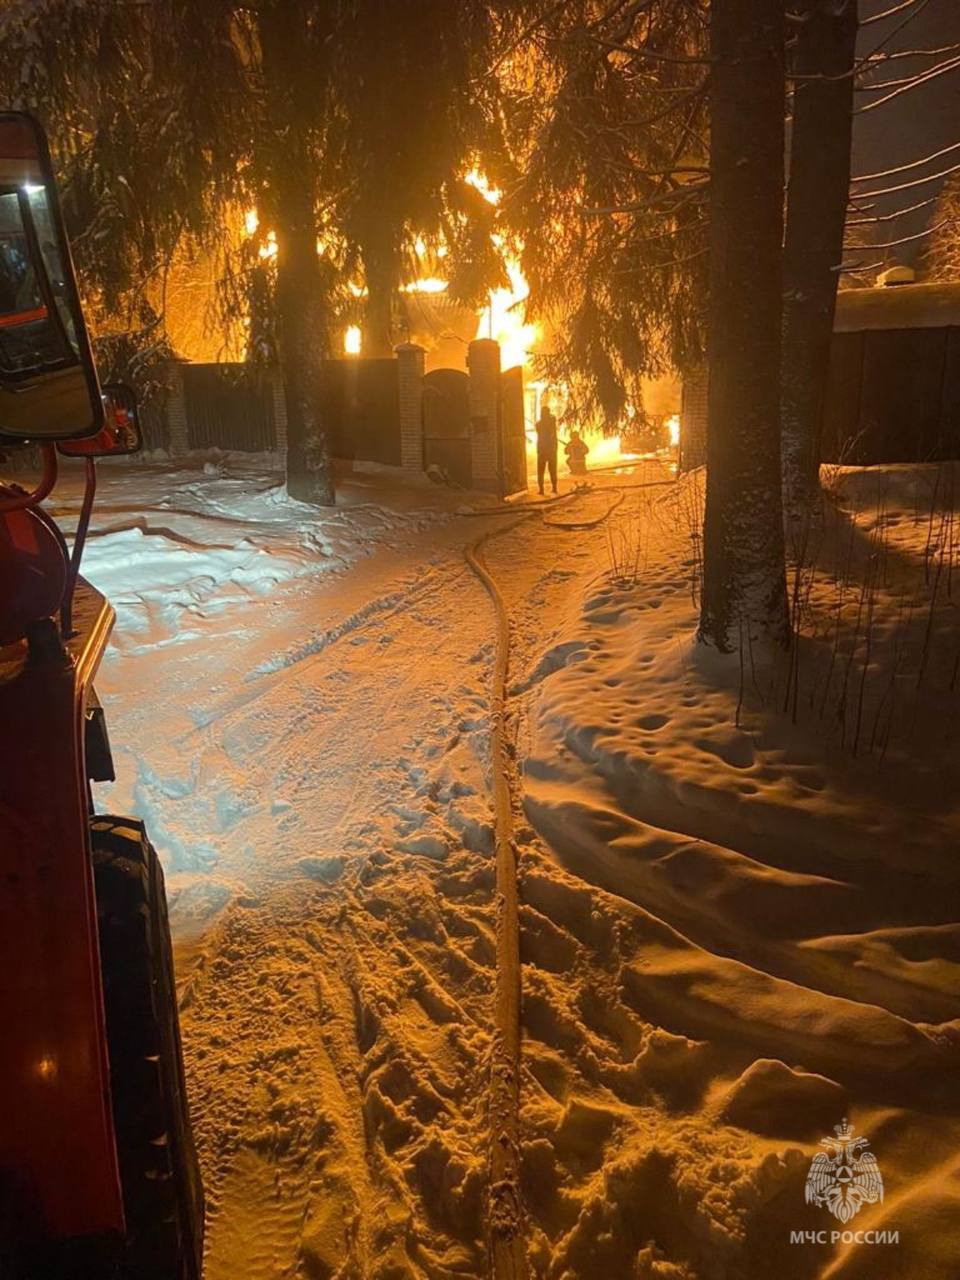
[823,327,960,464]
[138,393,169,453]
[182,364,277,453]
[1,354,523,491]
[160,359,403,463]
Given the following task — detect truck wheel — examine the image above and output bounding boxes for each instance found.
[92,817,204,1280]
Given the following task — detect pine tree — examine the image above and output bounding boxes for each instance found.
[496,0,709,426]
[328,0,500,356]
[699,0,790,652]
[0,0,336,498]
[923,173,960,282]
[258,1,335,503]
[0,0,505,502]
[781,0,859,512]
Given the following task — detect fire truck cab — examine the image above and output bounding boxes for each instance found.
[0,112,204,1280]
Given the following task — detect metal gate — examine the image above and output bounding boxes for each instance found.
[500,365,527,495]
[182,364,276,453]
[423,368,472,487]
[321,358,401,464]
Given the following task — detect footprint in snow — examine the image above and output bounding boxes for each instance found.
[694,733,756,770]
[635,713,669,731]
[396,833,448,860]
[296,855,346,883]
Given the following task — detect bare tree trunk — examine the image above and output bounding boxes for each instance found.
[781,0,859,511]
[360,236,399,358]
[700,0,789,653]
[260,2,335,506]
[361,278,396,358]
[275,205,334,504]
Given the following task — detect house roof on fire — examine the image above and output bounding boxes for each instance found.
[835,281,960,334]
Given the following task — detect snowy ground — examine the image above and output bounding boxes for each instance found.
[45,452,960,1277]
[515,466,960,1280]
[68,452,591,1278]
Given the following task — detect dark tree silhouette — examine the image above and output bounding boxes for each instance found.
[699,0,790,652]
[781,0,859,512]
[0,0,505,502]
[0,0,338,501]
[329,1,499,357]
[259,2,335,503]
[497,0,709,426]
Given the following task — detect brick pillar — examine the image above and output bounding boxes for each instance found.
[680,362,708,472]
[166,361,189,457]
[467,338,501,492]
[395,342,425,473]
[271,369,288,458]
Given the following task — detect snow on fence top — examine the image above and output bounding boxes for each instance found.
[835,281,960,333]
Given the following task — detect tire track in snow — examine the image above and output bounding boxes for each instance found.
[250,561,465,677]
[184,558,469,733]
[174,531,502,1278]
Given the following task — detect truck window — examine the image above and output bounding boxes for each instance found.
[0,187,74,375]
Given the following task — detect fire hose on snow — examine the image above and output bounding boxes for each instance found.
[465,476,673,1278]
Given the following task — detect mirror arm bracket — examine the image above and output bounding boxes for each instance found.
[61,456,96,637]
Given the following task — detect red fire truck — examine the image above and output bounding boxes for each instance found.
[0,112,203,1278]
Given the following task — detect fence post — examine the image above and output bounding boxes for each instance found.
[468,338,501,492]
[395,342,426,473]
[166,361,190,457]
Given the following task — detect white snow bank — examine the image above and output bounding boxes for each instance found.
[518,466,960,1278]
[79,525,324,642]
[46,454,458,645]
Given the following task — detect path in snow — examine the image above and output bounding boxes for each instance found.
[88,460,662,1278]
[87,456,959,1279]
[98,515,496,1274]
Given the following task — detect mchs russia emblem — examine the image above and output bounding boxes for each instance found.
[805,1120,884,1224]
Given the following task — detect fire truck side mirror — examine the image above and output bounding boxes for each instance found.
[0,112,103,442]
[59,384,142,457]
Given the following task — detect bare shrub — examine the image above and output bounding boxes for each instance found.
[605,492,658,587]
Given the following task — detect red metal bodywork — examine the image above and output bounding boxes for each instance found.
[0,500,65,646]
[0,445,58,513]
[0,576,124,1240]
[0,112,143,1253]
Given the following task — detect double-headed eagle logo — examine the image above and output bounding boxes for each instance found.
[805,1119,884,1224]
